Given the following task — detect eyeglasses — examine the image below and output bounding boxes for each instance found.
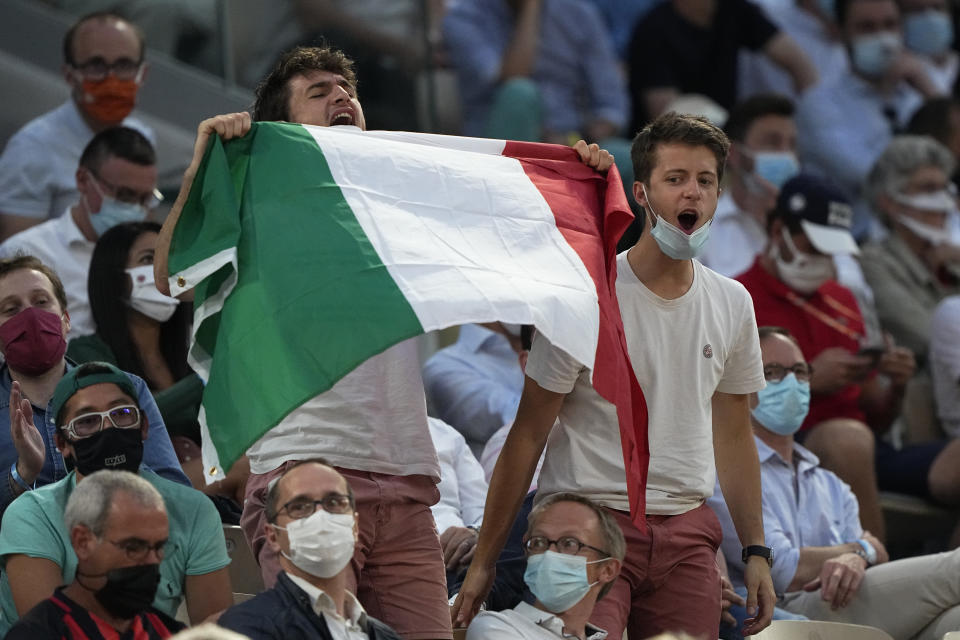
[71,57,144,82]
[278,493,354,520]
[90,171,163,209]
[108,537,166,562]
[763,363,813,383]
[524,535,609,557]
[63,405,141,440]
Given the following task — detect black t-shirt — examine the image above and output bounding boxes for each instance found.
[5,588,185,640]
[628,0,779,127]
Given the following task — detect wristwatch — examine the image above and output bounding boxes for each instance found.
[742,545,774,567]
[855,538,877,566]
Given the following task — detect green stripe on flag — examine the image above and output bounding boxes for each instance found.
[171,122,425,470]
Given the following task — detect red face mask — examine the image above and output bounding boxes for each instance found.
[0,307,67,376]
[79,75,139,124]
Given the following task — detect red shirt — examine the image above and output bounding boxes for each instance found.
[736,257,866,429]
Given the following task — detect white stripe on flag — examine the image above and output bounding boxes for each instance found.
[304,126,600,370]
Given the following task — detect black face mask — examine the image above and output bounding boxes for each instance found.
[66,427,144,476]
[78,564,161,619]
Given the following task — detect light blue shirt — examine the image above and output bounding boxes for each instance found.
[443,0,629,137]
[796,71,923,237]
[708,435,862,595]
[422,325,523,450]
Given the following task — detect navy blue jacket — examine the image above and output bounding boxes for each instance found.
[218,572,403,640]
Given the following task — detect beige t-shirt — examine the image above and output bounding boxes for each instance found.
[526,252,764,514]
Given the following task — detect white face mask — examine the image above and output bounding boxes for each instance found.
[772,227,835,295]
[890,189,958,246]
[126,265,180,322]
[273,509,356,578]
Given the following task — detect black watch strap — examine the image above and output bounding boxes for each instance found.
[742,544,774,567]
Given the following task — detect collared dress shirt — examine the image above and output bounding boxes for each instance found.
[708,436,862,595]
[428,417,487,534]
[0,100,152,220]
[699,191,766,278]
[285,575,372,640]
[467,601,608,640]
[0,208,95,338]
[422,325,523,451]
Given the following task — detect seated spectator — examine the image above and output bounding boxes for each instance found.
[427,417,487,593]
[0,255,188,524]
[4,470,185,639]
[67,221,200,442]
[627,0,817,126]
[931,296,960,437]
[738,0,848,101]
[218,459,402,640]
[736,174,915,539]
[0,127,161,338]
[466,493,624,640]
[900,0,958,93]
[423,323,524,453]
[443,0,633,181]
[0,12,153,241]
[700,93,799,277]
[0,362,231,634]
[860,135,960,361]
[796,0,942,238]
[710,326,960,638]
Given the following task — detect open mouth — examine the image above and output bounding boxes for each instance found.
[330,111,355,126]
[677,212,698,232]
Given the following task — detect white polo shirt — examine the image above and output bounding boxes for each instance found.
[0,208,95,338]
[526,252,765,515]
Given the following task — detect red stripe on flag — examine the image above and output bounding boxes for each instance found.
[504,140,650,529]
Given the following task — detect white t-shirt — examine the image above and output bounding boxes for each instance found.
[0,208,95,338]
[247,339,440,479]
[0,100,153,220]
[526,252,765,515]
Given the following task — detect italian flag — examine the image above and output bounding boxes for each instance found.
[168,122,650,524]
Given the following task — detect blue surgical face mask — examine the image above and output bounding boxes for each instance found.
[524,551,606,613]
[87,179,148,237]
[752,373,811,436]
[752,151,800,189]
[851,31,903,78]
[904,10,954,57]
[642,184,713,260]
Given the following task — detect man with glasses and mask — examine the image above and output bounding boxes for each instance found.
[737,174,916,542]
[4,469,184,639]
[466,493,623,640]
[0,362,231,635]
[219,459,402,640]
[709,326,960,638]
[0,126,162,338]
[0,12,153,242]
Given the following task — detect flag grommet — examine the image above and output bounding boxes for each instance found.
[177,276,186,287]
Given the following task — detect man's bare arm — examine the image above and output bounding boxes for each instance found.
[713,391,775,635]
[763,32,818,94]
[451,376,563,626]
[155,112,252,296]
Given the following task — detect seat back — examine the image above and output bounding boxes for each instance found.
[223,524,265,595]
[752,620,894,640]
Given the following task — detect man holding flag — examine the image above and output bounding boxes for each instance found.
[154,46,621,640]
[452,113,777,638]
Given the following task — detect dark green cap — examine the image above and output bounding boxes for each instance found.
[50,362,138,428]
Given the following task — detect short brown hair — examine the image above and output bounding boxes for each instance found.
[0,255,69,313]
[631,112,730,185]
[253,46,358,123]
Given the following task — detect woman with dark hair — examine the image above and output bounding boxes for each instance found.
[67,221,203,441]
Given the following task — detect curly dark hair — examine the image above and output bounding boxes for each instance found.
[253,46,358,122]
